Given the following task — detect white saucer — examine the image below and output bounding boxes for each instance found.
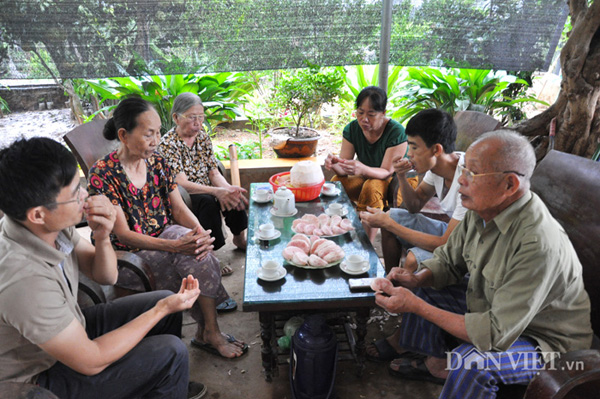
[252,194,273,203]
[321,187,341,197]
[257,267,287,281]
[325,207,348,217]
[255,230,281,241]
[340,261,370,275]
[270,207,298,217]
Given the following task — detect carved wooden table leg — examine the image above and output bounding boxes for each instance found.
[354,307,370,376]
[259,311,276,382]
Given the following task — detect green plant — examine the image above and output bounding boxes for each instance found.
[270,62,345,136]
[389,67,548,123]
[0,86,10,116]
[84,72,252,134]
[214,142,261,161]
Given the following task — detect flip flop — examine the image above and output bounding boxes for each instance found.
[388,357,446,385]
[221,266,234,276]
[366,338,403,362]
[216,297,237,313]
[191,334,249,359]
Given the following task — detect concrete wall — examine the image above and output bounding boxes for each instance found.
[1,85,68,112]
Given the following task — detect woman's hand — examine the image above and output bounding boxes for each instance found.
[337,159,366,177]
[172,226,215,260]
[83,195,116,242]
[324,153,343,170]
[214,186,248,211]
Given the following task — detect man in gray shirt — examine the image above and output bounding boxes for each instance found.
[374,130,592,397]
[0,137,206,399]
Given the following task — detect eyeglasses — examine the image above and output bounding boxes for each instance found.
[44,183,84,207]
[459,165,524,183]
[178,113,205,123]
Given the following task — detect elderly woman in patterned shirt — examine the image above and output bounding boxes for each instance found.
[159,93,248,266]
[88,97,247,359]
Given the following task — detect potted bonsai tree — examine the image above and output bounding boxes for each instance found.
[268,62,345,158]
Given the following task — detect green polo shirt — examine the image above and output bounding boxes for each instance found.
[421,191,592,356]
[342,119,407,168]
[0,217,83,383]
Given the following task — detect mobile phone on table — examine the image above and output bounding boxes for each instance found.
[348,277,377,291]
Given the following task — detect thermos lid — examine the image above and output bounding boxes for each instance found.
[295,315,335,348]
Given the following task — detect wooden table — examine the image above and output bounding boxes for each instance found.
[242,181,385,381]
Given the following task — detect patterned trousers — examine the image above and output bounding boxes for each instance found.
[398,279,543,399]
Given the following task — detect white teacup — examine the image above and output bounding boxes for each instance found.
[261,260,280,278]
[346,254,367,271]
[258,223,276,238]
[322,182,336,194]
[255,187,272,201]
[328,203,344,216]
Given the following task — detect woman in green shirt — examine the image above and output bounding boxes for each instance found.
[325,86,415,241]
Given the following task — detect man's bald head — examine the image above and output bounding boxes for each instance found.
[469,130,536,190]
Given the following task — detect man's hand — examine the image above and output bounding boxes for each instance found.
[84,195,116,242]
[387,267,421,289]
[359,206,392,229]
[375,285,417,314]
[157,275,201,313]
[392,156,414,176]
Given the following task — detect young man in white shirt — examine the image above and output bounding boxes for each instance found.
[360,108,466,362]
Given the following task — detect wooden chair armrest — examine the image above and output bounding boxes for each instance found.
[178,185,192,209]
[524,349,600,399]
[78,274,107,305]
[116,251,156,292]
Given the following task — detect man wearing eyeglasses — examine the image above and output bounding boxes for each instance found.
[0,138,207,398]
[372,130,592,398]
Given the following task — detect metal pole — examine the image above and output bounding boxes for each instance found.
[379,0,393,93]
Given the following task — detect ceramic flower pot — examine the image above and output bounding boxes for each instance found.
[268,127,320,158]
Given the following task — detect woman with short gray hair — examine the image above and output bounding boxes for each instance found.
[159,93,248,273]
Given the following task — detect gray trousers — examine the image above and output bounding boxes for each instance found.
[37,291,189,399]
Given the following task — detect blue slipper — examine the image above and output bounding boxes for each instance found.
[216,297,237,313]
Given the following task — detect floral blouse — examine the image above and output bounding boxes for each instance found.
[158,127,219,187]
[88,151,177,251]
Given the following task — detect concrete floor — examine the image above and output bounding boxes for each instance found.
[186,231,443,399]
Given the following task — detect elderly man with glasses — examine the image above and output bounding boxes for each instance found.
[372,130,592,398]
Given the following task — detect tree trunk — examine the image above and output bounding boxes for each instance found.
[516,0,600,159]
